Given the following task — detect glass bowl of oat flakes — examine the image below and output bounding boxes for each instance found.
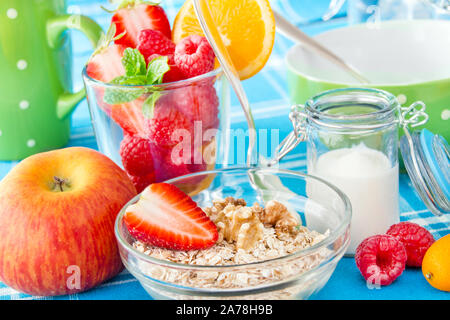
[115,167,351,300]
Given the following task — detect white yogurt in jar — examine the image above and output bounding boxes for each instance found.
[307,143,399,254]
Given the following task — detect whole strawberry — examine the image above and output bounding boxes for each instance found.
[355,234,407,286]
[387,222,435,267]
[120,134,154,176]
[174,35,215,78]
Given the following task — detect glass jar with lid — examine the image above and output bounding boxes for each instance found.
[270,88,448,255]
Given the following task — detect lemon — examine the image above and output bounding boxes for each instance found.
[422,234,450,292]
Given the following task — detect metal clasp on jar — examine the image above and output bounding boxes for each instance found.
[398,101,429,129]
[267,104,308,167]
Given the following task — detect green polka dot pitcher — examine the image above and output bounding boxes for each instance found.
[0,0,103,160]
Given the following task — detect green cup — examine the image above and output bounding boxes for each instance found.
[286,20,450,142]
[0,0,103,160]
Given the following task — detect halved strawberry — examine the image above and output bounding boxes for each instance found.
[111,96,147,137]
[112,3,171,48]
[124,182,218,250]
[86,44,126,115]
[86,44,126,82]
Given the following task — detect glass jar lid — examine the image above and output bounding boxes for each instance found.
[400,128,450,216]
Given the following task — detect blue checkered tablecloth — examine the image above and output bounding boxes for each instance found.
[0,0,448,300]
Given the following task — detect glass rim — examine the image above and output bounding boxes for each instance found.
[114,167,352,271]
[305,87,399,121]
[82,65,223,89]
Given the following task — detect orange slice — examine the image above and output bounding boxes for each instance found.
[172,0,275,80]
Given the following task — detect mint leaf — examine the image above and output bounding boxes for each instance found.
[122,48,147,77]
[102,49,169,111]
[103,75,147,104]
[146,56,170,84]
[142,91,162,118]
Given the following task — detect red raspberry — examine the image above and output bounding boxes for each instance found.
[153,146,189,182]
[147,107,193,147]
[128,172,156,194]
[163,58,185,82]
[159,160,191,182]
[386,222,435,267]
[174,35,215,78]
[355,235,407,286]
[155,144,207,182]
[172,82,219,130]
[137,29,175,62]
[120,135,154,176]
[147,53,185,83]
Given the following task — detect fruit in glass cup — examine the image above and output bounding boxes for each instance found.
[86,1,220,193]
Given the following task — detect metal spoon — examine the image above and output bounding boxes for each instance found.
[274,10,371,84]
[193,0,258,166]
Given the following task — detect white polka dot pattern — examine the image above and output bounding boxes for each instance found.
[17,60,27,70]
[26,139,36,148]
[19,100,29,110]
[6,8,18,19]
[397,94,407,105]
[441,109,450,121]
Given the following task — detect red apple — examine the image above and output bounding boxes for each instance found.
[0,147,137,296]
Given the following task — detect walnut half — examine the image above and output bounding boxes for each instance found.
[215,203,264,251]
[258,200,300,235]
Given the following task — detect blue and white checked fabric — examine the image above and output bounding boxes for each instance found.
[0,0,448,300]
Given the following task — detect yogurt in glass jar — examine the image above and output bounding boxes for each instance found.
[309,143,399,253]
[280,88,426,255]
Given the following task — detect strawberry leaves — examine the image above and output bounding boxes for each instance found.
[103,48,170,116]
[93,23,126,56]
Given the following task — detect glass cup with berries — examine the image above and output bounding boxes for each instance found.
[83,2,229,193]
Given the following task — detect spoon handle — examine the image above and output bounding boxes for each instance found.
[193,0,258,166]
[273,10,370,84]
